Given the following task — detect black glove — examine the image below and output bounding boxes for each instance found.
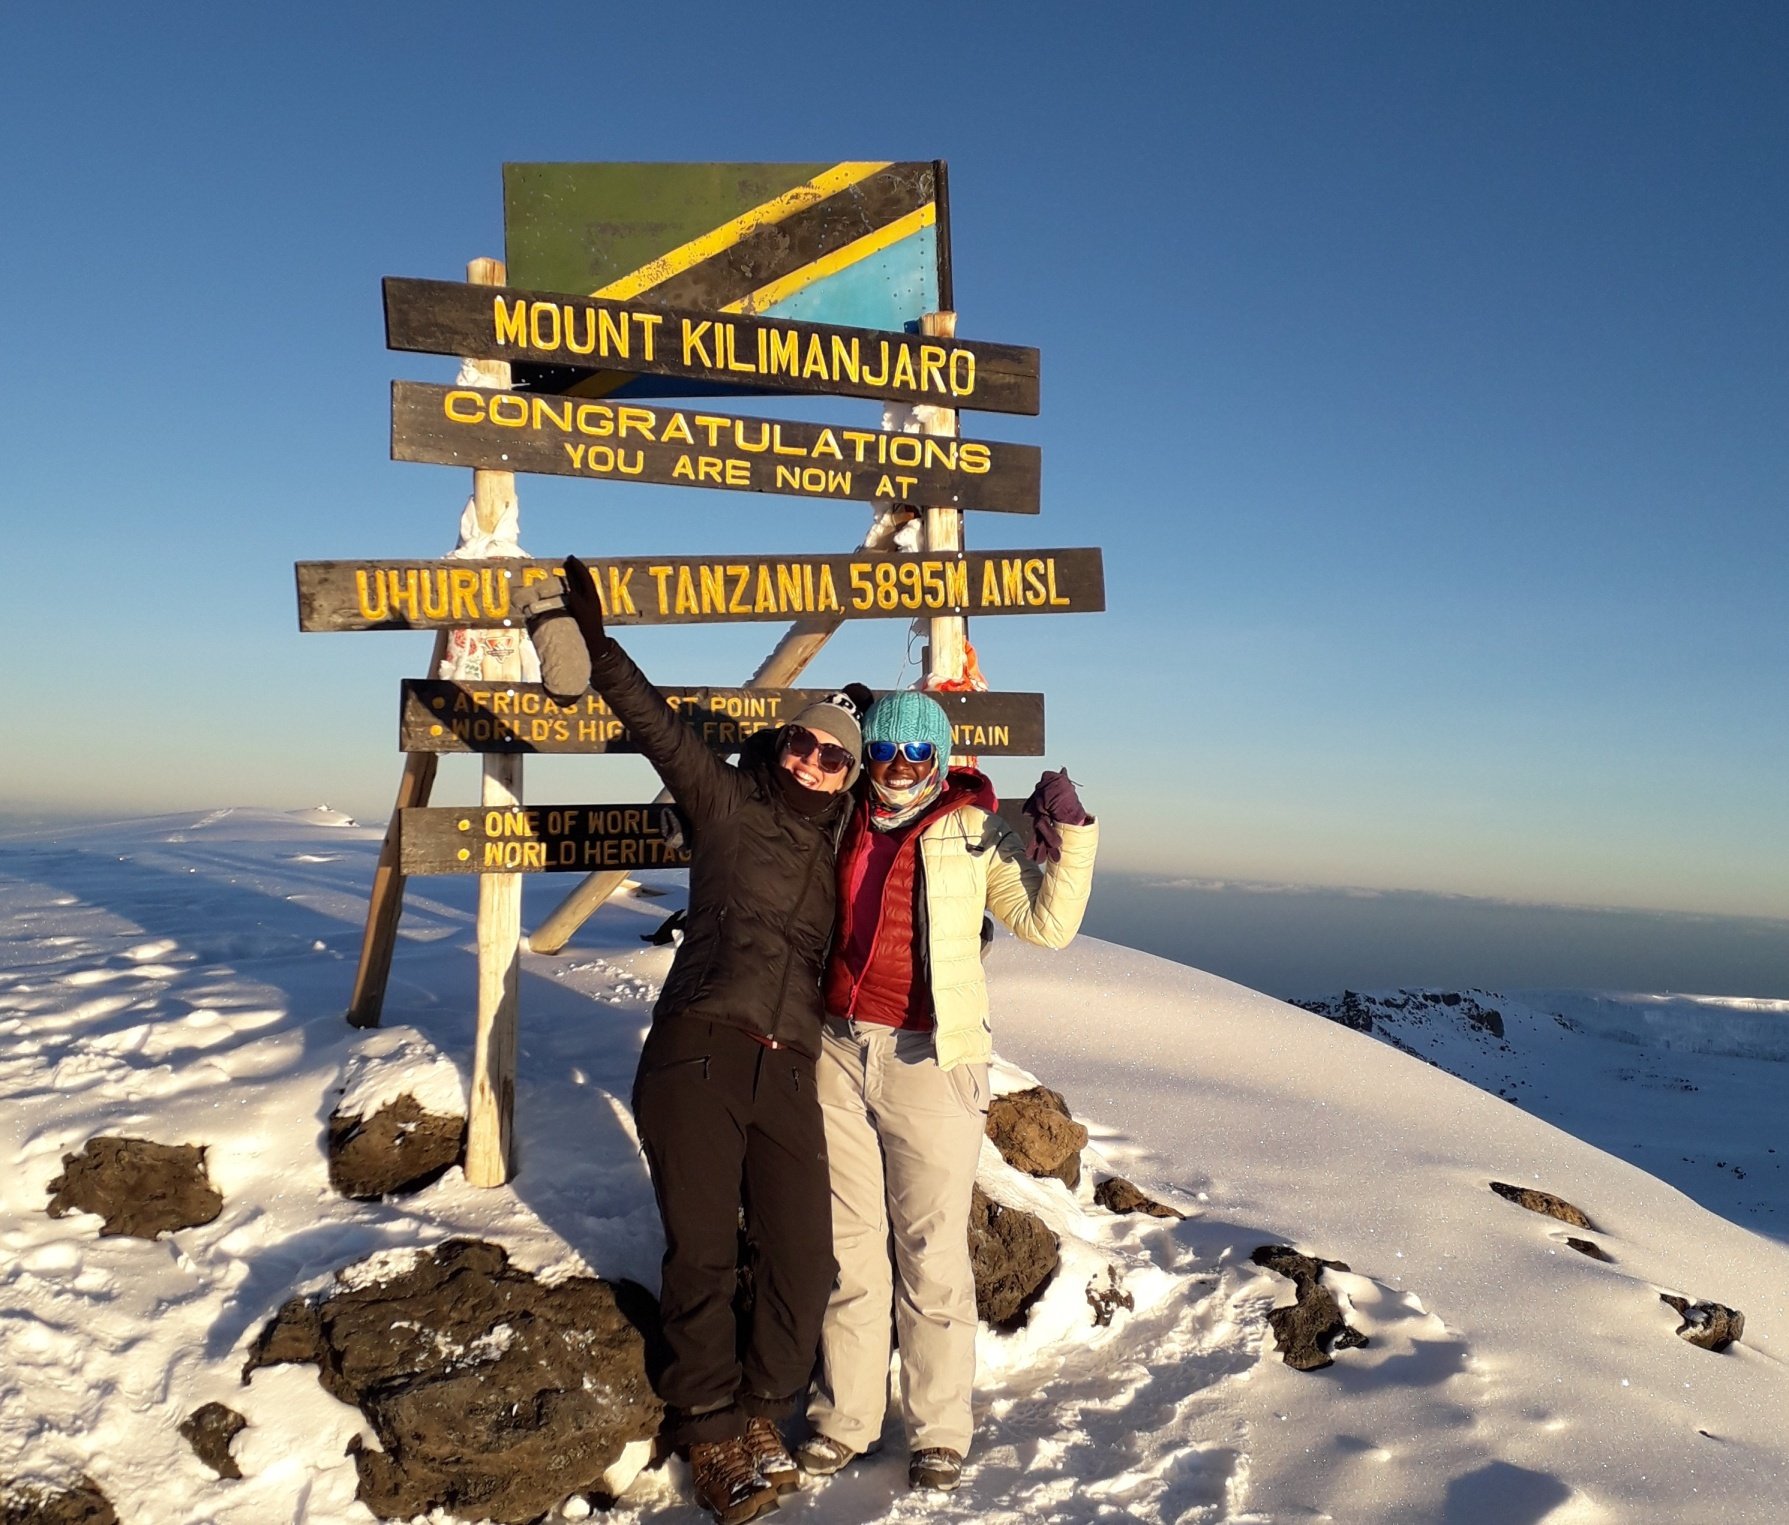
[1022,768,1090,865]
[560,554,611,657]
[513,574,592,704]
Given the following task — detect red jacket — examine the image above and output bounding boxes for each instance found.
[823,770,996,1028]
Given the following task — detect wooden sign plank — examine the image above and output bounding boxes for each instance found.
[295,550,1105,632]
[400,804,694,876]
[383,276,1040,416]
[401,798,1055,877]
[400,681,1046,757]
[390,382,1040,514]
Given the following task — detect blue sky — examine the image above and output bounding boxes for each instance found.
[4,1,1784,921]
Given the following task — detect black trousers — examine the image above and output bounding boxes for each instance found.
[632,1018,835,1447]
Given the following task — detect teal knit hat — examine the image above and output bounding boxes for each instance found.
[862,690,953,762]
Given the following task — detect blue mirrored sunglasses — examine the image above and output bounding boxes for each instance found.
[866,740,937,764]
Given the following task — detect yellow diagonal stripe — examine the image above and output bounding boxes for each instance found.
[592,162,894,301]
[724,203,936,315]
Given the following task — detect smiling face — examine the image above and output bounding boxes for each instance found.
[867,748,937,798]
[779,724,851,793]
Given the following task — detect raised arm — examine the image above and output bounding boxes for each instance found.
[553,557,745,829]
[983,815,1099,949]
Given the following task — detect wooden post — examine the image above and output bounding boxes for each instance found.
[456,256,526,1187]
[345,256,521,1031]
[525,505,915,955]
[917,311,965,690]
[345,632,447,1027]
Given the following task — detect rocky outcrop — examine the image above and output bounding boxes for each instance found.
[1293,988,1505,1041]
[986,1086,1088,1188]
[1565,1236,1613,1262]
[180,1403,247,1480]
[0,1479,117,1525]
[1661,1294,1744,1352]
[243,1238,662,1523]
[1094,1175,1184,1218]
[326,1094,465,1200]
[969,1187,1060,1331]
[1489,1181,1594,1229]
[44,1138,222,1239]
[1250,1246,1369,1371]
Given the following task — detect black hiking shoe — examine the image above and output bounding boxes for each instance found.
[744,1416,800,1494]
[909,1446,964,1492]
[688,1437,778,1524]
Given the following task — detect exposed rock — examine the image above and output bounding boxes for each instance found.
[0,1478,117,1525]
[1086,1266,1134,1328]
[1094,1175,1184,1218]
[1489,1181,1594,1230]
[969,1187,1059,1331]
[180,1402,247,1480]
[243,1238,662,1523]
[45,1137,222,1239]
[1250,1245,1369,1371]
[326,1094,465,1200]
[1565,1237,1613,1263]
[1661,1294,1745,1352]
[986,1086,1088,1188]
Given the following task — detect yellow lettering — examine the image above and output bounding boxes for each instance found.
[767,328,799,375]
[725,458,749,487]
[648,565,674,613]
[892,347,917,390]
[661,411,694,446]
[493,297,527,347]
[829,334,861,384]
[354,570,388,621]
[529,303,561,351]
[817,566,840,612]
[950,349,975,396]
[682,318,714,367]
[564,308,597,356]
[958,441,991,475]
[444,389,483,424]
[598,308,629,358]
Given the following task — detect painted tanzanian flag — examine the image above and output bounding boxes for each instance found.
[502,161,948,399]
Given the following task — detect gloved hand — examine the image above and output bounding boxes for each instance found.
[560,554,611,656]
[513,573,592,704]
[1022,768,1090,864]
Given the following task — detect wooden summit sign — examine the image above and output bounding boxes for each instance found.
[400,680,1046,757]
[400,804,694,875]
[383,277,1040,416]
[390,382,1040,513]
[296,549,1104,632]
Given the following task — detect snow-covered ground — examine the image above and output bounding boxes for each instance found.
[2,808,1786,1523]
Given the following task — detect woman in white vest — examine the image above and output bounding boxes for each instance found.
[796,689,1097,1493]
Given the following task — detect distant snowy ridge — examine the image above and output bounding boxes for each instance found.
[1291,985,1789,1236]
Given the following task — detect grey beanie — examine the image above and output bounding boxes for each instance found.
[785,690,867,789]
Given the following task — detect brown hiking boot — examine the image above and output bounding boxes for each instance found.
[743,1415,800,1494]
[909,1446,965,1491]
[687,1436,778,1524]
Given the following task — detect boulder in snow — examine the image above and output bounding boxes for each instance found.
[1489,1180,1594,1229]
[1660,1294,1744,1352]
[326,1094,466,1200]
[1094,1174,1184,1218]
[969,1186,1060,1330]
[1566,1236,1613,1263]
[179,1403,247,1480]
[0,1478,117,1525]
[44,1137,222,1239]
[1250,1245,1370,1372]
[986,1085,1088,1188]
[242,1238,662,1523]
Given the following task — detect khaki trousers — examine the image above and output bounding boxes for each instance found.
[808,1019,989,1456]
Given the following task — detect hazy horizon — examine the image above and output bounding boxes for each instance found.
[1081,872,1789,1002]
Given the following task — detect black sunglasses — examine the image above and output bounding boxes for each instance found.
[782,724,853,775]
